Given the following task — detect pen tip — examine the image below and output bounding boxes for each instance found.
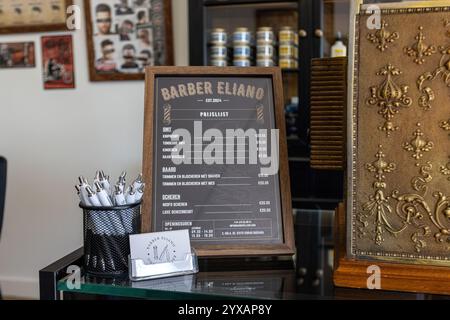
[86,186,94,196]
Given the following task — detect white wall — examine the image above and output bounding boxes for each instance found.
[0,0,189,299]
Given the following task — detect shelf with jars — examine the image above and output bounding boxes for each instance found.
[207,26,298,69]
[189,0,349,210]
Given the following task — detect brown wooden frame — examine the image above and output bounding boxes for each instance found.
[334,203,450,295]
[142,66,296,258]
[84,0,173,82]
[0,0,73,34]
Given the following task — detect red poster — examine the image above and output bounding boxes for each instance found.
[41,35,75,89]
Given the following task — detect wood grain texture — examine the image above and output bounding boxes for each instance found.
[141,67,155,233]
[334,203,450,296]
[310,57,346,170]
[141,66,296,258]
[84,0,173,82]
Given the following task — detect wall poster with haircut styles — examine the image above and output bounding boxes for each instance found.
[85,0,173,81]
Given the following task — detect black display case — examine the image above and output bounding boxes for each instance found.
[188,0,350,210]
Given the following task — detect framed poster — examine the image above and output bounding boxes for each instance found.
[0,42,35,68]
[334,0,450,295]
[142,67,295,258]
[84,0,173,81]
[41,35,75,89]
[0,0,72,34]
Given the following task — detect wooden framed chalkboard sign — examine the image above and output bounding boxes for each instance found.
[142,67,295,258]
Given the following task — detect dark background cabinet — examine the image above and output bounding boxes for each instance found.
[188,0,350,210]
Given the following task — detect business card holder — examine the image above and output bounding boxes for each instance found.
[128,250,199,281]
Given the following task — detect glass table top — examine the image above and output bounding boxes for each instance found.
[57,210,450,300]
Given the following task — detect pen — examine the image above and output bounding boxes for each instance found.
[78,175,88,185]
[132,173,144,190]
[94,170,103,185]
[101,170,110,185]
[75,185,91,206]
[113,185,128,234]
[78,176,92,207]
[135,183,145,202]
[99,171,111,195]
[86,185,102,207]
[93,171,103,195]
[94,170,101,182]
[113,185,126,206]
[125,185,136,204]
[119,171,126,182]
[117,171,126,193]
[95,182,113,207]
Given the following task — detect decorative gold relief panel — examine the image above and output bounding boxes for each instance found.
[349,4,450,265]
[404,26,437,65]
[367,20,399,52]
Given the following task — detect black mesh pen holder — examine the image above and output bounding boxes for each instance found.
[81,202,141,277]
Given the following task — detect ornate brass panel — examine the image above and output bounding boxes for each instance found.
[366,64,412,136]
[404,26,437,65]
[348,3,450,265]
[367,20,399,52]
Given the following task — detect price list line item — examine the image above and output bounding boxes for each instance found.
[194,204,252,207]
[216,183,252,186]
[170,119,258,121]
[204,211,253,214]
[220,177,252,179]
